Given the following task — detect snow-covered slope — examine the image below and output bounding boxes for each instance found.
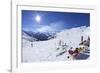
[22,26,90,62]
[22,31,37,42]
[22,31,37,47]
[56,26,89,48]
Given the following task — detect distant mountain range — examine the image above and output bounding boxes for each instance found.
[22,30,56,41]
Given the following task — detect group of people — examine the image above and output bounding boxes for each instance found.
[68,36,90,58]
[56,36,90,60]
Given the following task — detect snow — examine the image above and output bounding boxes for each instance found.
[22,31,37,42]
[22,26,90,62]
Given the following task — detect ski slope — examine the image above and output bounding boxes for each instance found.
[22,26,90,62]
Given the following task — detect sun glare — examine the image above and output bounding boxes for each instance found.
[35,15,41,22]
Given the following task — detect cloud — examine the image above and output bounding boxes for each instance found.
[36,21,65,32]
[37,26,53,32]
[50,21,65,30]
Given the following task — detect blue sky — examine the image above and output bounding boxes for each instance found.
[22,10,90,32]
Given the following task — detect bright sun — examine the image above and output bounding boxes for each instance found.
[35,15,41,22]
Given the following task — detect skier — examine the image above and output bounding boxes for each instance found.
[72,48,79,57]
[59,40,62,46]
[30,40,33,47]
[81,36,83,42]
[79,36,90,47]
[31,43,33,47]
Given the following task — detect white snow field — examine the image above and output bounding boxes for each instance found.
[22,26,90,62]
